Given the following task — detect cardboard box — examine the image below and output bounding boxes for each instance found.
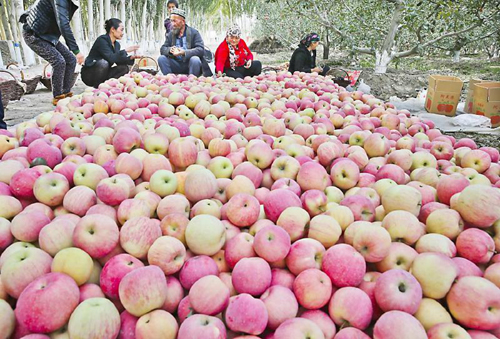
[425,75,464,116]
[464,79,483,113]
[473,82,500,127]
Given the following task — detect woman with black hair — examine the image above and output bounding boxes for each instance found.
[288,33,329,76]
[81,18,140,88]
[20,0,85,105]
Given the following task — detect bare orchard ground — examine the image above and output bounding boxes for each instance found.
[4,51,500,148]
[4,63,87,127]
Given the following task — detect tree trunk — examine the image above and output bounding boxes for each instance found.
[374,50,393,74]
[0,0,12,40]
[323,29,330,60]
[98,0,104,35]
[8,0,19,41]
[120,0,125,26]
[451,39,463,63]
[374,0,404,74]
[13,0,36,65]
[228,0,233,23]
[87,0,94,41]
[140,1,147,50]
[104,0,111,22]
[72,1,86,53]
[219,9,223,35]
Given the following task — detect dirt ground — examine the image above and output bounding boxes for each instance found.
[3,53,499,149]
[3,63,87,127]
[443,131,500,150]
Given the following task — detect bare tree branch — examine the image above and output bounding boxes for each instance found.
[396,20,484,58]
[305,0,376,55]
[477,27,500,40]
[338,0,385,35]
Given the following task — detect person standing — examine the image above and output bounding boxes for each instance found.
[214,24,262,79]
[81,18,140,88]
[20,0,85,105]
[164,0,179,34]
[288,33,329,76]
[158,8,204,76]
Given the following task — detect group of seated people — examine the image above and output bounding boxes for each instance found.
[82,5,264,85]
[19,0,329,106]
[82,0,328,88]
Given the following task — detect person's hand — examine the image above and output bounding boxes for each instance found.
[244,60,252,69]
[170,47,184,57]
[312,67,322,73]
[125,45,140,53]
[76,52,85,65]
[173,49,185,57]
[217,71,224,78]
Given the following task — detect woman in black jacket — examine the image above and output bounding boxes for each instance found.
[288,33,329,76]
[20,0,85,105]
[81,18,140,88]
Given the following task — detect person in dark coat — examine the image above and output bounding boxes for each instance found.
[81,18,140,88]
[0,91,6,129]
[214,24,262,79]
[158,8,204,76]
[20,0,85,105]
[288,33,329,76]
[164,0,178,34]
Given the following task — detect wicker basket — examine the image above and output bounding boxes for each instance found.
[0,69,26,107]
[6,63,41,94]
[130,56,159,75]
[327,68,352,87]
[41,63,79,91]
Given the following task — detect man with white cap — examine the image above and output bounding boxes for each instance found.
[158,8,204,76]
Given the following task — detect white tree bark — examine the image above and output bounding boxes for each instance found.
[0,0,12,41]
[72,1,82,42]
[13,0,36,65]
[87,0,94,41]
[98,0,104,35]
[374,50,392,74]
[452,50,460,63]
[71,1,86,54]
[105,0,111,22]
[8,0,19,41]
[372,0,403,74]
[120,0,126,25]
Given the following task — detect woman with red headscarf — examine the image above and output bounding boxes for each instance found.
[214,24,262,79]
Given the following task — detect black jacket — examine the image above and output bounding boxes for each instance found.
[20,0,79,54]
[288,45,316,73]
[83,34,134,68]
[160,25,205,61]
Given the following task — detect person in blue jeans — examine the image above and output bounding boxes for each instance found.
[158,8,204,76]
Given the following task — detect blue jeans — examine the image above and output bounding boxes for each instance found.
[158,55,202,76]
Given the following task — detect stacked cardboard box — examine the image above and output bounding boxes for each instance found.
[473,82,500,128]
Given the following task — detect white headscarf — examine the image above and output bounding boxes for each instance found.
[226,24,242,70]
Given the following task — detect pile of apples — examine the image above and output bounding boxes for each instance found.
[0,69,500,339]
